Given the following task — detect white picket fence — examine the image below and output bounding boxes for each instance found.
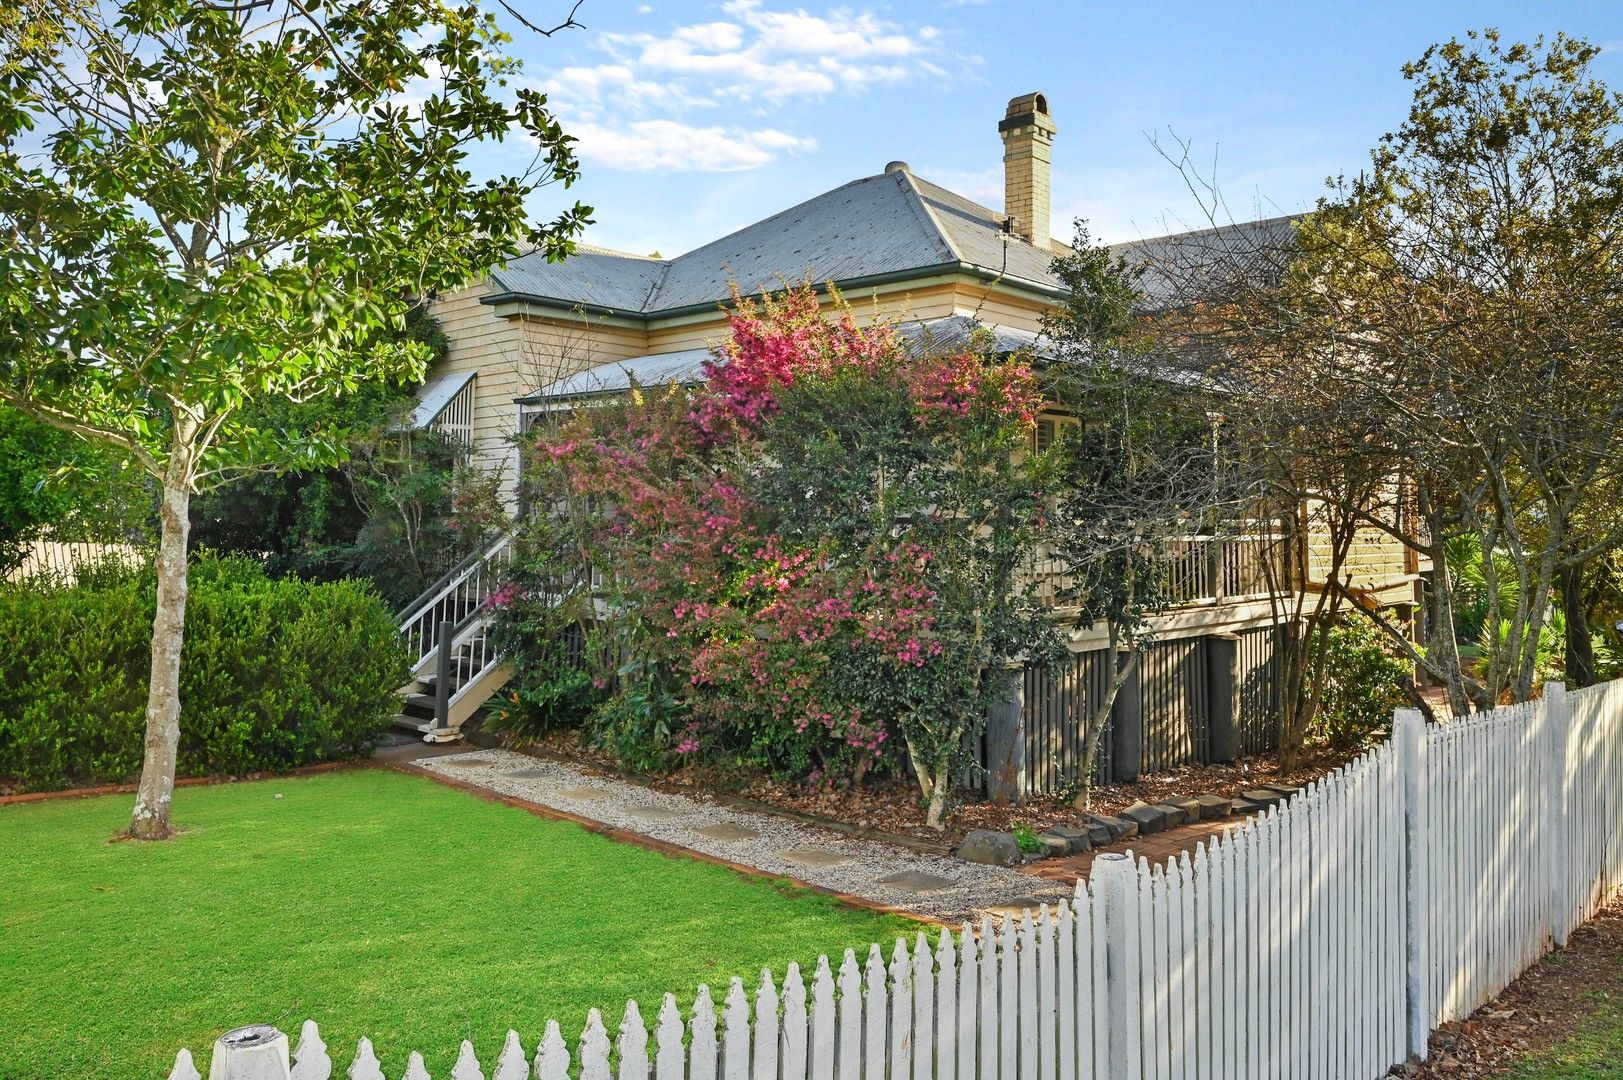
[171,680,1623,1080]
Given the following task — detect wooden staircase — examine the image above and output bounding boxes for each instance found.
[394,535,514,742]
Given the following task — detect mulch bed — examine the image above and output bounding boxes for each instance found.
[502,726,1351,846]
[1395,900,1623,1077]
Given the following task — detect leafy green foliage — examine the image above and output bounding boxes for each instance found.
[1010,822,1044,855]
[0,0,588,488]
[184,306,494,608]
[503,287,1062,822]
[0,554,409,791]
[0,406,154,572]
[1311,618,1412,752]
[0,0,588,830]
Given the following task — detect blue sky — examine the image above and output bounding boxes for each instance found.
[506,1,1623,257]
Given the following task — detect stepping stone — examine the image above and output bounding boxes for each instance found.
[878,871,957,894]
[1194,795,1234,819]
[695,822,760,842]
[1155,801,1195,826]
[1262,783,1302,800]
[555,787,610,802]
[1087,814,1139,841]
[437,758,486,768]
[983,899,1048,919]
[624,804,686,822]
[777,848,849,868]
[1120,801,1174,835]
[1164,797,1203,822]
[504,768,550,780]
[1087,823,1114,847]
[1240,789,1284,809]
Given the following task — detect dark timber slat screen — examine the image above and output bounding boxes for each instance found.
[1235,626,1282,756]
[1137,637,1211,773]
[1022,649,1115,791]
[1008,629,1283,796]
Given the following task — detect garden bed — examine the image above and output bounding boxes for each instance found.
[498,726,1353,847]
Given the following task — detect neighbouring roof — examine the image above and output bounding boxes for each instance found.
[1112,214,1300,313]
[487,168,1075,319]
[518,315,1054,405]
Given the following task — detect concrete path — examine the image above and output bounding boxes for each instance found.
[401,747,1073,923]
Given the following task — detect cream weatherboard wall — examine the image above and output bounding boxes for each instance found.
[429,283,650,505]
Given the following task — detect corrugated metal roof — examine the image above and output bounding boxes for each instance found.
[489,168,1296,323]
[524,348,713,403]
[519,315,1054,405]
[409,369,476,428]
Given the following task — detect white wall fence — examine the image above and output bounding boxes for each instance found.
[172,680,1623,1080]
[4,536,145,583]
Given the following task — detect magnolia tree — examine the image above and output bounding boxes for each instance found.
[0,0,588,838]
[503,287,1061,827]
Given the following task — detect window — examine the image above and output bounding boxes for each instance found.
[1031,412,1079,453]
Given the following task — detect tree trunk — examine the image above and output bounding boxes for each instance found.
[1562,563,1597,689]
[1071,641,1138,811]
[127,468,192,840]
[923,758,950,829]
[906,737,952,831]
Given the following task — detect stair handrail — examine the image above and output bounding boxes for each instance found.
[393,533,506,625]
[399,533,513,674]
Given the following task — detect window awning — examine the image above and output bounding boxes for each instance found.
[410,370,477,429]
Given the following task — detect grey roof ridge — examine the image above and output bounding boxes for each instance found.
[641,257,674,312]
[892,168,965,265]
[641,173,899,310]
[1109,211,1302,250]
[571,242,669,261]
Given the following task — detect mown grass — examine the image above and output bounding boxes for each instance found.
[1505,990,1623,1078]
[0,768,919,1079]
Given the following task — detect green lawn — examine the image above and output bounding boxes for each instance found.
[1505,991,1623,1078]
[0,768,919,1080]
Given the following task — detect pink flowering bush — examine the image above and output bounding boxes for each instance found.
[498,285,1063,825]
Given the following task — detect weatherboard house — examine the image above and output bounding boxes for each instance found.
[402,93,1413,795]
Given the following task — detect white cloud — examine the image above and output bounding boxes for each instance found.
[535,2,941,171]
[570,119,816,172]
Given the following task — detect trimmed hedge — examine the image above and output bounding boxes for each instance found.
[0,554,410,792]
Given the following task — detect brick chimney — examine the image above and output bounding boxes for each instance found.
[998,92,1057,249]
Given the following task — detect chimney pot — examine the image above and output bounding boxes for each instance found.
[999,91,1057,249]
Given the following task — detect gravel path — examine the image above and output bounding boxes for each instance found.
[413,748,1072,922]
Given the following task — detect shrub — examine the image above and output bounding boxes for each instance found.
[0,553,409,792]
[1313,617,1412,751]
[507,285,1061,826]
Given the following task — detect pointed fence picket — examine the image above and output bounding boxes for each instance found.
[174,681,1623,1080]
